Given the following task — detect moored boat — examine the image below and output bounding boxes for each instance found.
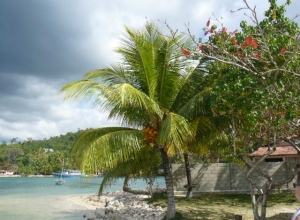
[54,159,66,185]
[53,169,86,178]
[54,179,65,185]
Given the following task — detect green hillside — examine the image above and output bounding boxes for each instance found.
[0,128,89,175]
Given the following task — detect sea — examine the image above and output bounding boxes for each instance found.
[0,176,165,220]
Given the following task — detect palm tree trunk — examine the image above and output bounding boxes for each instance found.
[160,148,176,220]
[184,153,193,198]
[123,175,130,191]
[148,174,154,197]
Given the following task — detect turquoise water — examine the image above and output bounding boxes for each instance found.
[0,177,165,220]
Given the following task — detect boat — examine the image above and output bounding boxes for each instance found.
[53,169,85,178]
[54,159,66,185]
[53,159,85,180]
[55,178,65,185]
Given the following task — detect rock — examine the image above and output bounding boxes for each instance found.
[85,191,165,219]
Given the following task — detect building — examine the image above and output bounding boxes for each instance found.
[250,142,299,162]
[0,170,14,175]
[44,148,54,153]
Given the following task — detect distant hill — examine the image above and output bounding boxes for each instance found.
[0,128,91,175]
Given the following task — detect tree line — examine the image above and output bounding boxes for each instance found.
[0,128,228,176]
[0,129,87,175]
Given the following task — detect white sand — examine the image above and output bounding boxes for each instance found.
[68,193,114,210]
[0,194,100,220]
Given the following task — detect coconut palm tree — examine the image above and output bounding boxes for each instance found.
[62,22,216,219]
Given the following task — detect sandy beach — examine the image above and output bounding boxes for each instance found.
[0,193,102,220]
[68,193,114,214]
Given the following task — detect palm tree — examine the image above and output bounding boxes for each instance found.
[62,22,214,219]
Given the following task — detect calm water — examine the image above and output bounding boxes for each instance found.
[0,176,165,220]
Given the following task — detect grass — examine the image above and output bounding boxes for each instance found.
[145,192,299,220]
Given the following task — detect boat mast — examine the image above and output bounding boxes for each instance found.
[60,159,64,180]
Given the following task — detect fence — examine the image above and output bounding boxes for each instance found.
[172,162,298,195]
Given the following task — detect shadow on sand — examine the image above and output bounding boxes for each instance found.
[267,212,294,220]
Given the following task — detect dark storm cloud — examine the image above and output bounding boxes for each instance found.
[0,0,98,80]
[0,0,299,142]
[0,73,24,96]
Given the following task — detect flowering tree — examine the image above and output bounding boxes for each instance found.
[168,0,300,219]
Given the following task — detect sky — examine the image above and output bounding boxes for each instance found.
[0,0,299,143]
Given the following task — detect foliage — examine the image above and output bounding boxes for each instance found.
[194,0,300,145]
[166,0,300,219]
[0,129,87,175]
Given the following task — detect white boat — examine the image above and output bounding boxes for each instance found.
[53,169,85,178]
[54,159,66,185]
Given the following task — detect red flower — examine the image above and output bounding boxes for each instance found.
[243,36,258,48]
[181,48,190,57]
[231,38,237,45]
[251,41,258,48]
[245,36,253,45]
[280,47,286,54]
[198,45,206,51]
[253,52,261,57]
[234,50,242,55]
[241,42,247,49]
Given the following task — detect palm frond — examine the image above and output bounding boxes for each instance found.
[103,83,162,127]
[177,89,212,120]
[116,23,159,98]
[70,127,144,172]
[84,64,129,86]
[61,79,109,103]
[98,147,161,194]
[98,165,124,194]
[172,62,211,114]
[157,113,194,151]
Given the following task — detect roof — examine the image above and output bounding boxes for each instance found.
[250,142,298,157]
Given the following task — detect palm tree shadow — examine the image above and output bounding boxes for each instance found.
[267,212,294,220]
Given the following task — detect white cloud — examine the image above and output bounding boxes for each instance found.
[0,76,118,142]
[0,0,299,142]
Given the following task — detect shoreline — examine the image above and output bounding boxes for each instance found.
[0,174,103,178]
[0,175,54,178]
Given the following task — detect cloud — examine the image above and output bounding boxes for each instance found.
[0,76,117,141]
[0,0,299,142]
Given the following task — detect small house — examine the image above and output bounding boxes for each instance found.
[5,170,14,175]
[250,142,299,162]
[0,170,14,175]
